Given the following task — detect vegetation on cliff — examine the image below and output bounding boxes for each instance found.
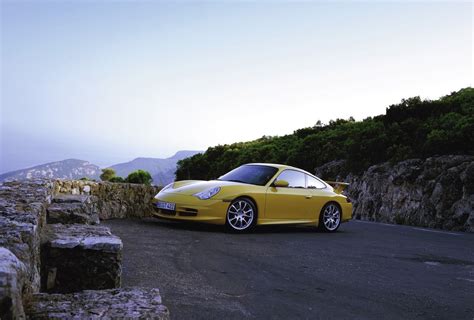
[176,88,474,180]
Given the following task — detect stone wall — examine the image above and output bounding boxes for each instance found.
[0,180,53,318]
[315,155,474,232]
[53,180,160,220]
[41,224,123,293]
[0,179,168,319]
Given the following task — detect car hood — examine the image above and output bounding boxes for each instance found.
[162,180,247,196]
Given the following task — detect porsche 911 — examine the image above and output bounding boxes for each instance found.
[152,163,352,232]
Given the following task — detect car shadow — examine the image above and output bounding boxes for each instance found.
[142,217,351,235]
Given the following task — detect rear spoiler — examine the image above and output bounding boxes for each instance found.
[326,181,349,194]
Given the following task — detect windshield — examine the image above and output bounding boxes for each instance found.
[218,165,279,186]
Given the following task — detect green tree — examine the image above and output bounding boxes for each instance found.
[125,170,153,185]
[175,87,474,180]
[100,168,116,181]
[109,176,125,183]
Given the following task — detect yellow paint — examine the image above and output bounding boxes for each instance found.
[152,163,352,227]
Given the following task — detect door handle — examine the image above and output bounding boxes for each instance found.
[305,195,312,199]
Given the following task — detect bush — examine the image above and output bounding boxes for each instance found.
[100,168,116,181]
[125,170,153,185]
[176,87,474,179]
[109,176,125,183]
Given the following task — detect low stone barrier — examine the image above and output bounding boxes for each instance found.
[41,224,122,293]
[26,288,170,319]
[0,180,53,318]
[0,248,27,319]
[0,179,169,319]
[47,194,99,225]
[53,180,160,220]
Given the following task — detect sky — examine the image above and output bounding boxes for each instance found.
[1,1,472,173]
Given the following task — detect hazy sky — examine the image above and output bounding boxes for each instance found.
[1,1,472,173]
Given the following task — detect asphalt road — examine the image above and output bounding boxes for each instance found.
[104,219,474,320]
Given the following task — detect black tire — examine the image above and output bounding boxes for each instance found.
[225,198,257,233]
[318,202,341,232]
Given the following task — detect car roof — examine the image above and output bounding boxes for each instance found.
[245,163,311,174]
[243,163,330,188]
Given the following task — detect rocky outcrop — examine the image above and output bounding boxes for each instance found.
[53,180,160,220]
[26,288,169,319]
[315,155,474,232]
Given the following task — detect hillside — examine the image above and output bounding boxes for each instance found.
[0,159,101,181]
[0,151,201,185]
[176,88,474,180]
[109,150,201,186]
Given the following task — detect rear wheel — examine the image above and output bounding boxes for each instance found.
[226,198,256,232]
[319,202,341,232]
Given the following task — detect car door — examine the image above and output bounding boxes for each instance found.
[265,169,313,221]
[306,174,331,219]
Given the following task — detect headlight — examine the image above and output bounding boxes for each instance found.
[194,187,220,200]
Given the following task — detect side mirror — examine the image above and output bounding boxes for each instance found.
[273,180,289,188]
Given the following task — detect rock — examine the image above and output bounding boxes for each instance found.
[83,185,91,194]
[315,155,474,232]
[314,159,350,180]
[0,248,27,319]
[47,195,99,225]
[41,224,122,293]
[26,288,170,319]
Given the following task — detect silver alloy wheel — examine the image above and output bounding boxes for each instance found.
[227,199,254,231]
[323,203,341,231]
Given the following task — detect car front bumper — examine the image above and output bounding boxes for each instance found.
[152,192,228,225]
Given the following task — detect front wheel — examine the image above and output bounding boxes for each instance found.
[226,198,257,232]
[319,202,341,232]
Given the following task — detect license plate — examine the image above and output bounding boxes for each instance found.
[156,201,176,211]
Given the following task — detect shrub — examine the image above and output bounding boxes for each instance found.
[100,168,116,181]
[125,170,153,185]
[109,176,125,183]
[176,87,474,179]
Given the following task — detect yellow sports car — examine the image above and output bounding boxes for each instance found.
[152,163,352,232]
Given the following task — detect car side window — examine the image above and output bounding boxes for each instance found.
[276,170,306,188]
[307,175,326,189]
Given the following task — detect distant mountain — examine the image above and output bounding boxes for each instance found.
[110,150,201,186]
[0,150,201,185]
[0,159,101,181]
